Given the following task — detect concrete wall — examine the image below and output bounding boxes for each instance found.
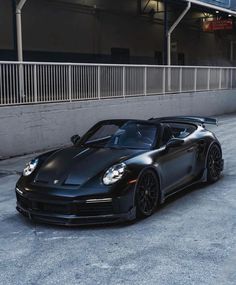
[0,89,236,159]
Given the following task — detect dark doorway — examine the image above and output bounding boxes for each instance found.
[178,53,185,65]
[111,48,130,63]
[154,51,163,65]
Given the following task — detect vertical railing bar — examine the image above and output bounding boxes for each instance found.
[12,64,15,104]
[162,67,166,94]
[60,65,62,101]
[42,65,44,102]
[34,64,37,103]
[144,66,147,96]
[98,65,101,100]
[77,66,79,100]
[87,66,90,99]
[194,68,197,92]
[54,66,59,100]
[47,65,50,101]
[71,66,73,100]
[111,66,113,98]
[56,65,59,101]
[53,65,55,100]
[53,65,55,101]
[16,64,19,103]
[179,67,182,93]
[91,66,93,99]
[230,68,233,89]
[47,65,50,102]
[123,66,125,98]
[57,65,60,101]
[25,66,27,102]
[83,66,88,99]
[9,64,12,104]
[44,66,46,102]
[26,65,28,103]
[45,65,47,102]
[30,65,32,102]
[82,66,84,99]
[29,65,32,103]
[62,65,65,101]
[207,68,210,90]
[28,65,30,102]
[6,64,9,104]
[40,65,43,102]
[109,66,111,98]
[68,65,72,102]
[219,68,222,90]
[39,65,41,102]
[94,66,96,99]
[3,65,6,104]
[49,65,51,101]
[79,66,81,99]
[0,64,2,105]
[64,65,66,101]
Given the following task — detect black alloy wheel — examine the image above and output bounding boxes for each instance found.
[136,170,159,218]
[207,144,222,183]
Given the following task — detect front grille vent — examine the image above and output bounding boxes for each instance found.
[16,194,113,216]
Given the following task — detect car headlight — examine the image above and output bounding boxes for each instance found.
[23,158,39,176]
[103,163,126,185]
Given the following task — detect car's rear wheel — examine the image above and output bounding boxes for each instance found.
[207,143,222,183]
[135,170,159,218]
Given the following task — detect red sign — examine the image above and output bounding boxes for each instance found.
[203,19,233,31]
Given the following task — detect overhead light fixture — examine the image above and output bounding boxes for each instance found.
[228,14,232,17]
[216,10,219,14]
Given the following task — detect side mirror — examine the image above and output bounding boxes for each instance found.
[166,138,184,149]
[71,134,80,145]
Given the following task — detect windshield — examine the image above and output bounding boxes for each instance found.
[81,122,158,150]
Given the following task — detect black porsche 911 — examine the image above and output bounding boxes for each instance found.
[15,116,224,226]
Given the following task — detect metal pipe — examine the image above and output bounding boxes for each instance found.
[16,0,27,98]
[11,0,17,60]
[16,0,27,61]
[187,0,236,16]
[167,2,191,66]
[163,0,168,65]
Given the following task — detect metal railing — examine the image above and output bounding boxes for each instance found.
[0,61,236,106]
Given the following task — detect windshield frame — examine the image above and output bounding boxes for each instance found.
[77,120,160,150]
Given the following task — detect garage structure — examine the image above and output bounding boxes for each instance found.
[1,1,236,158]
[1,0,236,66]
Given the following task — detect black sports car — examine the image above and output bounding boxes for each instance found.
[15,116,224,226]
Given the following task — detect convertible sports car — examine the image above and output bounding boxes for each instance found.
[15,116,224,226]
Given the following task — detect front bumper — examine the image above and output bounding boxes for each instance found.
[15,186,136,226]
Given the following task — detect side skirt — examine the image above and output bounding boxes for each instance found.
[160,169,207,203]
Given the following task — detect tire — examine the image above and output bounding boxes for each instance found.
[135,169,159,218]
[207,143,222,183]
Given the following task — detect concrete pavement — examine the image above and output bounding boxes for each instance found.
[0,113,236,285]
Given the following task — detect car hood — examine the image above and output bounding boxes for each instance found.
[34,146,145,187]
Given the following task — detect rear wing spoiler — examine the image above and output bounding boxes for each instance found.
[149,116,218,126]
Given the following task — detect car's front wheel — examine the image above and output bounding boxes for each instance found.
[135,170,159,218]
[207,143,222,183]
